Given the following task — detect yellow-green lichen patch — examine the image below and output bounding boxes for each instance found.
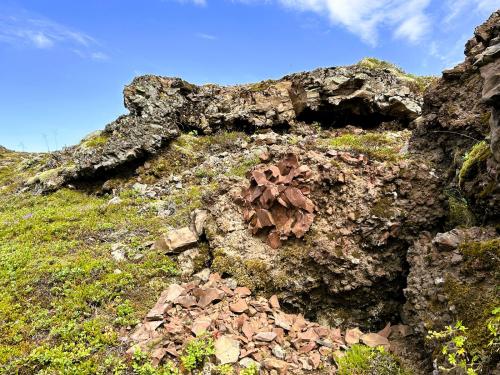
[0,188,180,373]
[459,141,492,188]
[323,131,410,162]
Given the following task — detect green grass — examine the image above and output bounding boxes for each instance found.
[336,345,411,375]
[0,187,180,374]
[82,133,110,148]
[324,131,409,161]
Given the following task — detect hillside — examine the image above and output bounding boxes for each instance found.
[0,10,498,375]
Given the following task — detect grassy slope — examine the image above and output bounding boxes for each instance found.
[0,129,411,374]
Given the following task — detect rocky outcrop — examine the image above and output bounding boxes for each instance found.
[205,139,445,328]
[28,63,423,193]
[411,11,500,220]
[403,227,499,373]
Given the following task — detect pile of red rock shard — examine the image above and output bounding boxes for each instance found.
[127,271,403,374]
[239,153,316,249]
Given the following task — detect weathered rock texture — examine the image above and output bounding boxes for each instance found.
[411,10,500,220]
[29,63,423,193]
[403,228,499,373]
[206,141,445,328]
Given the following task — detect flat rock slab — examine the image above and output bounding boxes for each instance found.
[164,227,198,253]
[215,336,240,364]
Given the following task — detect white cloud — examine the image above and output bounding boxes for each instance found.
[172,0,207,5]
[195,32,217,40]
[0,9,108,60]
[234,0,432,46]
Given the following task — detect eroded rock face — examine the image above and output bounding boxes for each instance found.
[205,143,445,328]
[403,228,499,372]
[411,11,500,219]
[29,63,423,193]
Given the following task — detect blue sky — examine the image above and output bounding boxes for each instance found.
[0,0,498,152]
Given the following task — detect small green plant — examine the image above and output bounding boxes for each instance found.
[427,321,478,375]
[459,141,491,187]
[216,363,234,374]
[487,307,500,351]
[336,344,410,375]
[239,364,259,375]
[446,192,476,229]
[132,349,179,375]
[114,299,140,327]
[180,335,215,371]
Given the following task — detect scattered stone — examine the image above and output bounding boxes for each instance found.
[163,227,198,253]
[197,288,224,308]
[360,333,390,349]
[345,327,364,346]
[254,332,277,342]
[272,344,285,359]
[191,209,208,237]
[239,357,261,371]
[269,295,280,310]
[215,336,240,364]
[191,317,212,336]
[229,299,249,314]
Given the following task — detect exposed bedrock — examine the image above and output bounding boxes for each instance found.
[28,62,423,193]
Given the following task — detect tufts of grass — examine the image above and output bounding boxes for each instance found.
[0,188,180,374]
[180,335,215,372]
[336,344,411,375]
[324,131,409,161]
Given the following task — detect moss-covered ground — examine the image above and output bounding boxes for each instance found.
[0,132,258,374]
[322,130,410,162]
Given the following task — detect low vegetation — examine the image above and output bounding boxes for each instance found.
[324,130,410,161]
[336,344,411,375]
[357,57,436,93]
[458,141,492,187]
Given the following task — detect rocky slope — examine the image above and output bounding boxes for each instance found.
[0,11,499,375]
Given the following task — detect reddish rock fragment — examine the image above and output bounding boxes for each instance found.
[197,288,225,308]
[269,295,280,309]
[230,299,249,314]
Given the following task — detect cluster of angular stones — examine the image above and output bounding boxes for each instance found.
[239,153,316,249]
[127,271,406,374]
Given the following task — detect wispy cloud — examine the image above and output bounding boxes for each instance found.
[170,0,207,6]
[0,8,108,60]
[233,0,432,46]
[195,32,217,40]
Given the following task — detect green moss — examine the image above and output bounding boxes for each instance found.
[0,188,183,373]
[459,141,492,187]
[370,197,396,219]
[226,154,261,177]
[444,275,499,360]
[446,194,476,229]
[459,239,500,274]
[211,249,270,290]
[324,131,408,161]
[248,79,275,92]
[336,344,411,375]
[82,133,109,148]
